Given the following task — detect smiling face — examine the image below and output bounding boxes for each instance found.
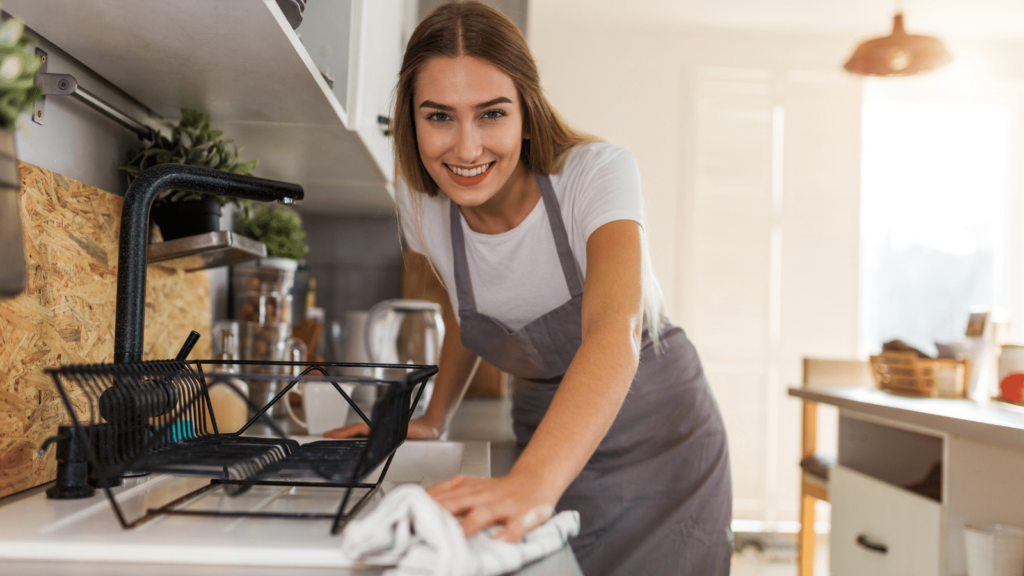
[413,55,530,210]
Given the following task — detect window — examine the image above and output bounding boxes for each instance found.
[860,100,1010,355]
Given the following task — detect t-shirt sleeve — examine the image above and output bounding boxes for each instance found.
[568,144,645,240]
[394,178,426,255]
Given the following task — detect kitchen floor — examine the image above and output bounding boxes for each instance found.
[732,532,829,575]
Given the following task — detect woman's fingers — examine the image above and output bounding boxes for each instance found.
[426,475,557,541]
[494,504,554,543]
[458,505,500,538]
[324,417,439,440]
[426,474,468,495]
[429,477,496,515]
[493,517,527,543]
[322,423,369,438]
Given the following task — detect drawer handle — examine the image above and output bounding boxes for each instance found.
[857,534,888,554]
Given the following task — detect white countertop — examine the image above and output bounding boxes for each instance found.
[789,386,1024,449]
[0,398,581,576]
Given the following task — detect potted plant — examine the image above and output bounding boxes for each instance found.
[118,108,259,241]
[232,205,310,325]
[0,6,43,298]
[234,204,309,262]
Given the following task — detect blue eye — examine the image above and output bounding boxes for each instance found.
[427,112,451,122]
[482,109,506,120]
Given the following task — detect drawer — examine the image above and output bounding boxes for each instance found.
[831,465,942,576]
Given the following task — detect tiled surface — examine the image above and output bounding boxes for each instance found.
[300,213,404,325]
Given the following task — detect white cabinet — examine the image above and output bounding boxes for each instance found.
[5,0,408,214]
[298,0,405,184]
[351,0,406,182]
[830,465,941,576]
[791,387,1024,576]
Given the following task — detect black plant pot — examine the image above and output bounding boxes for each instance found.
[151,197,222,241]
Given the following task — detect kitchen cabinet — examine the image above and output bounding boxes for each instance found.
[789,386,1024,575]
[830,466,941,576]
[4,0,407,214]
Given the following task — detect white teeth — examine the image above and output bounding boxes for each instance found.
[448,163,489,177]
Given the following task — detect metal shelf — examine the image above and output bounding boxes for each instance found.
[147,231,266,272]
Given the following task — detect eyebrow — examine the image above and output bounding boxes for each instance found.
[418,97,513,111]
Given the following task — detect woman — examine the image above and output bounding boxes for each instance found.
[326,2,732,574]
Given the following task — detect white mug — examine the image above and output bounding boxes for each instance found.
[342,310,377,404]
[286,382,356,435]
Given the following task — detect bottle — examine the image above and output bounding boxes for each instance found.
[205,332,250,434]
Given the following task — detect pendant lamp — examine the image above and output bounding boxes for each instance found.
[843,9,953,77]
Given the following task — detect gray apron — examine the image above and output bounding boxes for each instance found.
[449,174,733,576]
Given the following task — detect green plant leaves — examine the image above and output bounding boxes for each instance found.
[0,7,43,131]
[234,205,309,261]
[116,107,261,208]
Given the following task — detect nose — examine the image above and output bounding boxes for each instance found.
[454,120,483,163]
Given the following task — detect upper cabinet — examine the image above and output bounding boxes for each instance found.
[5,0,408,214]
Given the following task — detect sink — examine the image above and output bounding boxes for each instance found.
[288,437,489,486]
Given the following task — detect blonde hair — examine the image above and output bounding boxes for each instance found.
[392,1,665,346]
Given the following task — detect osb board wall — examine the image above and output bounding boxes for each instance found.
[0,162,212,498]
[401,248,507,398]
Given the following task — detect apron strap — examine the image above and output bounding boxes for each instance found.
[448,173,585,315]
[535,174,584,298]
[449,199,476,315]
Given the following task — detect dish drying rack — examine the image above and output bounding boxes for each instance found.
[42,333,436,535]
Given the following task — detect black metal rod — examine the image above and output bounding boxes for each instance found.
[121,481,224,529]
[113,164,303,364]
[213,479,377,489]
[331,484,380,535]
[153,509,337,520]
[175,331,201,360]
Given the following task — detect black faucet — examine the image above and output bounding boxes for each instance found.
[43,166,301,500]
[113,164,303,364]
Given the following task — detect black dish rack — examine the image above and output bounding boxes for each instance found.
[43,337,436,535]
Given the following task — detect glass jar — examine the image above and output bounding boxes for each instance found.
[232,258,298,325]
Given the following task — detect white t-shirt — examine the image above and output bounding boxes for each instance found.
[397,141,660,330]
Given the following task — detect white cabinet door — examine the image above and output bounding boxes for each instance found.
[831,465,942,576]
[297,0,355,114]
[351,0,406,181]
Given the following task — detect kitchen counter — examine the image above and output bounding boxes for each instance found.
[789,385,1024,450]
[0,397,581,576]
[788,385,1024,575]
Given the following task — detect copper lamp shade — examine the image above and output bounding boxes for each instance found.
[844,13,953,77]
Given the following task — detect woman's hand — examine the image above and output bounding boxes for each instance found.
[323,417,442,440]
[427,472,560,543]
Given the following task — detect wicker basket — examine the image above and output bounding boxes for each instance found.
[869,351,970,398]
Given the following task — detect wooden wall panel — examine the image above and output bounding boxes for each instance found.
[0,162,212,498]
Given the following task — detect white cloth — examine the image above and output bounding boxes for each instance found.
[339,484,580,576]
[396,141,659,331]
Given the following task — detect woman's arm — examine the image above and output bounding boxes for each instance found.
[428,219,645,541]
[420,298,483,435]
[324,254,482,439]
